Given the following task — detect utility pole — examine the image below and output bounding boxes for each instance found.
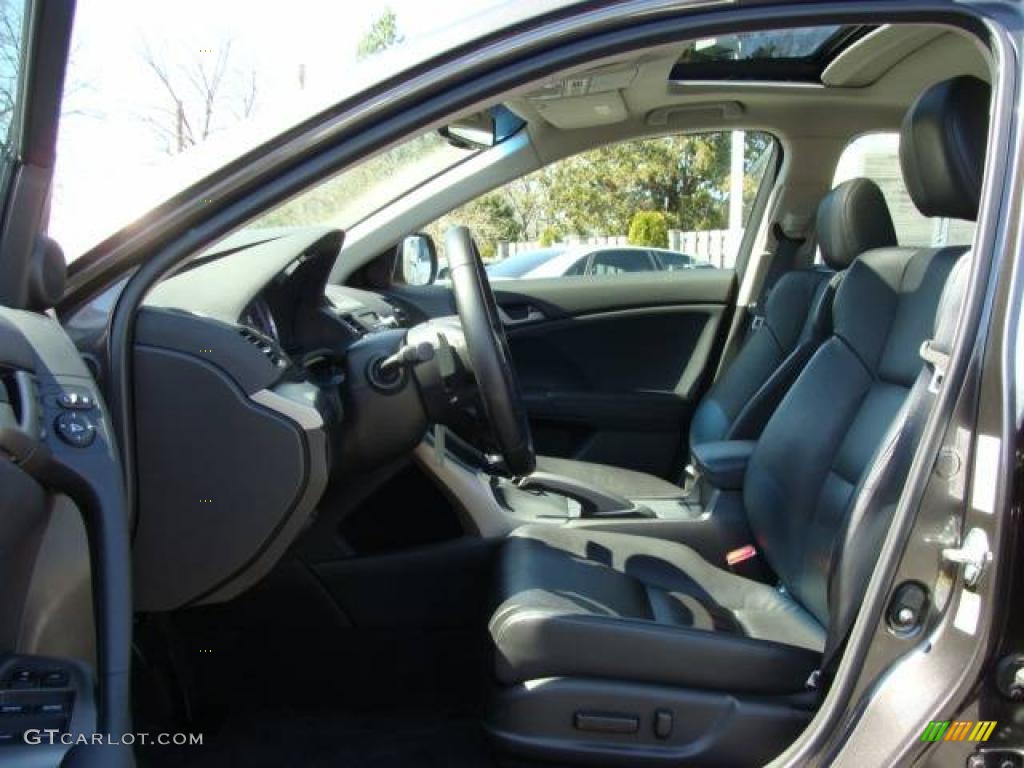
[728,129,745,267]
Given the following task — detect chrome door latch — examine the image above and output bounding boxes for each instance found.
[941,527,992,588]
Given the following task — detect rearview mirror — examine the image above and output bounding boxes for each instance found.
[439,112,496,149]
[397,233,438,286]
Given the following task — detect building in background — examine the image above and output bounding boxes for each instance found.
[835,133,975,247]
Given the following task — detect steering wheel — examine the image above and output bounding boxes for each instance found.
[445,226,536,476]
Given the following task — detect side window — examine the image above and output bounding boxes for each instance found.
[833,133,975,248]
[653,250,693,271]
[428,130,777,281]
[564,257,588,277]
[589,249,656,275]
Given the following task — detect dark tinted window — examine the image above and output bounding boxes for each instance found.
[677,27,841,64]
[589,249,656,275]
[564,256,588,276]
[669,25,874,83]
[653,250,695,270]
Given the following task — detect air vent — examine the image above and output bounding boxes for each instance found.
[238,327,288,369]
[338,313,366,336]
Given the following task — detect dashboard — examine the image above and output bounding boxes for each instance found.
[127,227,413,612]
[147,226,407,357]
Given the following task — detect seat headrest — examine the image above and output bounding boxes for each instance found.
[899,75,990,221]
[816,178,897,270]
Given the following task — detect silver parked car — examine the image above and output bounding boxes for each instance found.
[484,244,713,279]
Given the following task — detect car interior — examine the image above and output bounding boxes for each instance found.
[0,14,1003,768]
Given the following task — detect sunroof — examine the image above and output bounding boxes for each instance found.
[670,25,874,83]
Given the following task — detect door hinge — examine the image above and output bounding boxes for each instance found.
[941,527,992,588]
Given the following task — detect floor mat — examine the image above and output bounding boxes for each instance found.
[137,709,497,768]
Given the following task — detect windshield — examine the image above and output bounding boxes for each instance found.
[253,132,478,229]
[50,0,523,260]
[486,247,564,277]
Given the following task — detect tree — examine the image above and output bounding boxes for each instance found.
[0,0,23,133]
[446,131,776,259]
[628,211,669,248]
[539,226,561,247]
[519,132,771,241]
[141,39,259,155]
[357,8,404,60]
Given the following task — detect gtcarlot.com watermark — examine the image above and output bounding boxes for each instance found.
[24,730,203,746]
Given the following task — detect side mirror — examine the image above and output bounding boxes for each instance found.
[396,233,438,286]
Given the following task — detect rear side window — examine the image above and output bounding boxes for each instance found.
[833,133,975,247]
[653,250,695,271]
[589,249,656,275]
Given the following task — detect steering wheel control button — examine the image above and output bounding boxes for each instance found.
[8,668,35,688]
[41,671,68,688]
[54,411,96,447]
[57,389,96,410]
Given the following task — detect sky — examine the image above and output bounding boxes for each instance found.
[50,0,507,257]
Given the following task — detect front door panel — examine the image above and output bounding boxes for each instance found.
[493,269,735,478]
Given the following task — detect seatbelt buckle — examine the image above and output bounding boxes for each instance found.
[920,339,950,393]
[749,302,765,331]
[726,544,758,567]
[744,302,765,331]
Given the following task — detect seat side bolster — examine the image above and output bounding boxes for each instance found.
[490,609,821,695]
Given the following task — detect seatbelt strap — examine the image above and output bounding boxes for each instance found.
[765,222,807,290]
[807,254,969,691]
[747,223,807,332]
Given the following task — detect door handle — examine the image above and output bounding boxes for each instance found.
[498,304,546,326]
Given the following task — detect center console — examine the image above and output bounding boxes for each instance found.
[416,427,765,574]
[491,472,699,521]
[498,439,766,576]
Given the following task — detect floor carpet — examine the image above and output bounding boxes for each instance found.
[137,708,497,768]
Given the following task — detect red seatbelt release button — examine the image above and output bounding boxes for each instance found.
[726,545,757,566]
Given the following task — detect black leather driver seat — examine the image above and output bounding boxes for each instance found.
[536,176,898,499]
[487,76,990,765]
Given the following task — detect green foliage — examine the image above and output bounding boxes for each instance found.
[627,211,669,247]
[519,132,772,243]
[357,8,403,61]
[539,226,561,247]
[255,127,776,265]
